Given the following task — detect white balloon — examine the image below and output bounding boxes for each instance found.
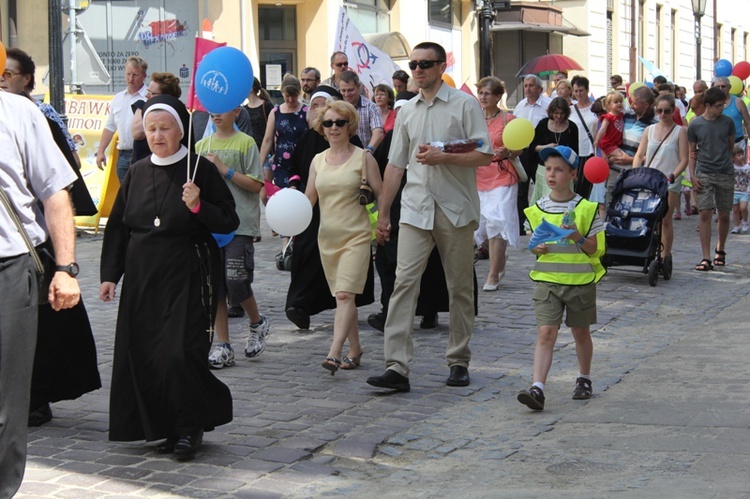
[265,188,313,236]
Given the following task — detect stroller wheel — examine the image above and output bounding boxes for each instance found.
[662,254,672,280]
[275,252,285,271]
[283,254,293,272]
[647,259,659,287]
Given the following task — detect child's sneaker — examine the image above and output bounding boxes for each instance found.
[731,226,741,234]
[742,222,750,233]
[245,315,270,358]
[517,386,545,411]
[572,377,592,400]
[208,342,235,369]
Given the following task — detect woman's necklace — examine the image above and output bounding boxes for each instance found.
[485,110,501,121]
[152,163,180,227]
[550,120,567,144]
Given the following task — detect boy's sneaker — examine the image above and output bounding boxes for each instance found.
[731,226,741,234]
[208,342,235,369]
[517,386,545,411]
[742,222,750,233]
[245,315,270,358]
[572,377,592,400]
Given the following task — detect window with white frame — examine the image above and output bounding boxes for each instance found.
[344,0,390,34]
[428,0,461,28]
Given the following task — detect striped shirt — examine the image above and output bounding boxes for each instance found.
[354,95,383,146]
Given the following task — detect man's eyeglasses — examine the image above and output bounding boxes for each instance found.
[2,69,21,79]
[408,60,444,70]
[334,62,348,68]
[322,119,348,128]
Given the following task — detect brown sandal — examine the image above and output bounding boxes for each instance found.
[713,248,726,267]
[695,259,713,271]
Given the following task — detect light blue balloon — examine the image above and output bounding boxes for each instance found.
[196,47,254,114]
[714,59,733,78]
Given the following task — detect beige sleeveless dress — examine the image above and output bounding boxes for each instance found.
[312,147,372,295]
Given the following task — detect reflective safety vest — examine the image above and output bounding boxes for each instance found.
[524,199,606,285]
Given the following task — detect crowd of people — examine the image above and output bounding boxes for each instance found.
[1,37,749,496]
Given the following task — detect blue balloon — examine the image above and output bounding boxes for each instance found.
[195,47,254,114]
[645,81,654,88]
[212,231,236,248]
[714,59,733,77]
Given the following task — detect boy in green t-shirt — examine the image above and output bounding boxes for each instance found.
[196,108,268,367]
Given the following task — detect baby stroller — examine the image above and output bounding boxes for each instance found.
[602,167,670,286]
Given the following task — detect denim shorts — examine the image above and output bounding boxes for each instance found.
[733,192,750,204]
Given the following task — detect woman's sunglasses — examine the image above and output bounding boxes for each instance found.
[408,60,444,70]
[322,119,349,128]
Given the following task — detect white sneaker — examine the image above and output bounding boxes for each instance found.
[731,226,741,234]
[742,222,749,233]
[245,315,270,358]
[208,342,235,369]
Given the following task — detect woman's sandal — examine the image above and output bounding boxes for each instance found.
[713,248,726,267]
[322,357,341,376]
[695,259,713,271]
[340,352,364,370]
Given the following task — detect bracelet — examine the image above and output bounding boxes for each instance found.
[189,200,201,214]
[225,168,235,180]
[365,145,374,153]
[576,236,586,245]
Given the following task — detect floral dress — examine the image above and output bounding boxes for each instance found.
[271,105,308,188]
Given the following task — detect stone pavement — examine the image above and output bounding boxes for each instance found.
[17,210,750,497]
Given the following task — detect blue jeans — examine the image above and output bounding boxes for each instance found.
[115,149,133,182]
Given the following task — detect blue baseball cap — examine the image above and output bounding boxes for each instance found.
[539,145,579,169]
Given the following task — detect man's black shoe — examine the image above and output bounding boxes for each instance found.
[420,313,438,329]
[446,365,470,386]
[227,304,245,318]
[173,430,203,460]
[285,307,310,329]
[367,312,385,332]
[366,370,410,392]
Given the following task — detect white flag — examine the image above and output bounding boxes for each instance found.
[333,7,399,98]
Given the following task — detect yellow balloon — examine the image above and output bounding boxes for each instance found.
[442,73,456,88]
[502,118,535,151]
[0,42,6,78]
[728,75,743,95]
[628,81,645,97]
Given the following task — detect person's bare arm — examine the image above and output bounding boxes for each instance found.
[131,108,145,140]
[414,146,493,168]
[375,164,405,244]
[42,190,80,311]
[96,129,115,169]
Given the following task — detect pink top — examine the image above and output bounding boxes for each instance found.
[598,112,624,155]
[476,112,518,191]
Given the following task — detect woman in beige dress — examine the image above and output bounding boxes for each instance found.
[305,101,382,375]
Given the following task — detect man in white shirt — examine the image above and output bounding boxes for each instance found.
[514,75,551,233]
[96,56,148,181]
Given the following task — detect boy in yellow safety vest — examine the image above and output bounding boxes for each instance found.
[517,145,606,411]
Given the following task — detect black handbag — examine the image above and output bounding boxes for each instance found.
[359,149,375,206]
[0,188,56,304]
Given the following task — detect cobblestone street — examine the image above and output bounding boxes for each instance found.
[17,211,750,497]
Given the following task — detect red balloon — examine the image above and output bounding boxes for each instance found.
[584,157,610,184]
[732,61,750,81]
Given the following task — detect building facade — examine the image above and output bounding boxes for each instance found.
[1,0,749,105]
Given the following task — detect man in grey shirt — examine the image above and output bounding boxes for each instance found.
[0,91,81,498]
[367,42,493,392]
[688,87,736,271]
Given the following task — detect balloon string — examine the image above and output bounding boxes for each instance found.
[187,110,194,183]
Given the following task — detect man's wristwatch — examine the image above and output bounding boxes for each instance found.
[55,262,80,278]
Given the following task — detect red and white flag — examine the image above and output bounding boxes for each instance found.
[187,37,226,112]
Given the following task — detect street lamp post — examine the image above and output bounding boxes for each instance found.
[692,0,707,81]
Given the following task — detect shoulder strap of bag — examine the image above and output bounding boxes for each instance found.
[574,104,595,147]
[361,148,368,184]
[645,125,677,169]
[0,188,44,273]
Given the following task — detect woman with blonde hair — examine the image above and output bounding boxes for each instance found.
[305,101,382,374]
